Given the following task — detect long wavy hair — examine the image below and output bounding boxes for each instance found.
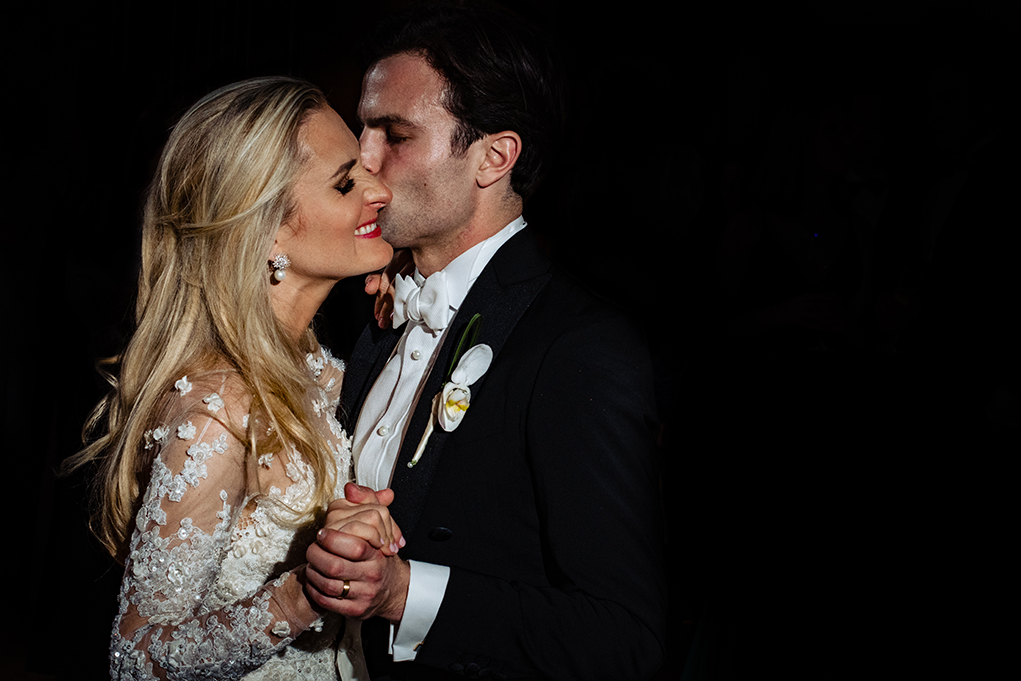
[65,77,337,560]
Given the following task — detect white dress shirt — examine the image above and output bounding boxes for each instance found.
[352,217,526,660]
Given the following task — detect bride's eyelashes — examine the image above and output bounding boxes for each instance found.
[335,177,356,195]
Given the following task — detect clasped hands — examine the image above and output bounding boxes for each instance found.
[304,482,410,623]
[305,251,415,620]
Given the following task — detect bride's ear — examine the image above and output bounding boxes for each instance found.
[476,131,521,189]
[272,214,298,253]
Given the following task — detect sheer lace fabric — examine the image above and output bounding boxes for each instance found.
[111,348,359,680]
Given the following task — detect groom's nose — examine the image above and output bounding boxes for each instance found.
[359,130,383,175]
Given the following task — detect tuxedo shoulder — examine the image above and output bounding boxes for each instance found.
[500,267,654,389]
[531,265,647,342]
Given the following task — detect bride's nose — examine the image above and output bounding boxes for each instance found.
[365,174,392,209]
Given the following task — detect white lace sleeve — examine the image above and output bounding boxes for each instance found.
[110,379,322,680]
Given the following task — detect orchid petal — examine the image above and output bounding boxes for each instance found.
[450,344,493,386]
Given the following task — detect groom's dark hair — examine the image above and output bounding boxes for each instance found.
[360,2,567,200]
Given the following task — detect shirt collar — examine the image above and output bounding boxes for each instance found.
[413,217,527,313]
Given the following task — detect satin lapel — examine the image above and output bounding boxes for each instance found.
[388,231,552,537]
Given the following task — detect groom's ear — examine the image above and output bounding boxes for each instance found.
[476,131,521,189]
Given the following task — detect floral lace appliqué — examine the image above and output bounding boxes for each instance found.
[203,393,225,413]
[175,376,192,396]
[111,352,352,680]
[177,422,196,441]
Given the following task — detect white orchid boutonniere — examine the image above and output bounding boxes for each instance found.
[409,314,491,468]
[437,343,492,429]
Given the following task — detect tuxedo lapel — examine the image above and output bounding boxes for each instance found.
[387,230,553,537]
[341,322,402,427]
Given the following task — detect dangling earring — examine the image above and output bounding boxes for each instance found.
[270,253,290,282]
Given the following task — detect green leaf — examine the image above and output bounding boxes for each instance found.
[446,313,482,382]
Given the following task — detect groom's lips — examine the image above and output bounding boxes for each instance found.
[355,221,381,238]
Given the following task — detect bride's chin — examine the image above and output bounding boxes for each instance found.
[363,243,395,273]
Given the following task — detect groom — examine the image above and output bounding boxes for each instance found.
[307,6,667,679]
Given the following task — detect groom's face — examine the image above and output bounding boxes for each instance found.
[358,52,481,252]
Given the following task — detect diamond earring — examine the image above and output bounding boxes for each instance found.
[270,253,290,282]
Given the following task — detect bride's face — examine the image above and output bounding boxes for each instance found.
[274,107,393,287]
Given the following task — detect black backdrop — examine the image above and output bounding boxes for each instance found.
[7,1,1017,679]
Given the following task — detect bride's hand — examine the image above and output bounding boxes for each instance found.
[363,249,414,329]
[320,483,405,556]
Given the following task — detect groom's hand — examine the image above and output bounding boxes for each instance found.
[305,527,411,623]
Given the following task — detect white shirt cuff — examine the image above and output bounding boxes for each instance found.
[390,560,450,661]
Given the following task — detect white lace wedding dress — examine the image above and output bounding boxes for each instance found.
[110,347,366,680]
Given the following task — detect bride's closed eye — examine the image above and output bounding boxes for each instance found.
[335,177,356,195]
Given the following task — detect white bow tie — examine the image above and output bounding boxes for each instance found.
[393,272,450,332]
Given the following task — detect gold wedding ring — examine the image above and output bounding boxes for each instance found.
[338,579,351,599]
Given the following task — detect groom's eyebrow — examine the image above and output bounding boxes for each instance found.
[361,114,418,130]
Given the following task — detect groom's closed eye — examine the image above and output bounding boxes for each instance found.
[362,115,418,144]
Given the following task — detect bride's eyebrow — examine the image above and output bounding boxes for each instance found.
[330,159,357,181]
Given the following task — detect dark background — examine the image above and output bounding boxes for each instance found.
[6,1,1017,679]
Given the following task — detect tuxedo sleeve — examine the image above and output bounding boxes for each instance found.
[414,303,667,680]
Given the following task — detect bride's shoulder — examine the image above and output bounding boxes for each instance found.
[158,366,251,427]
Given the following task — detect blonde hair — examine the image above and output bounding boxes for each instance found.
[66,77,336,559]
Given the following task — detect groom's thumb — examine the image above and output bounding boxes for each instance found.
[344,482,395,507]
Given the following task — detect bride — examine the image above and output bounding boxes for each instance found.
[65,76,402,680]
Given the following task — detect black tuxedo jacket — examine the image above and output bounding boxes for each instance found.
[342,229,667,680]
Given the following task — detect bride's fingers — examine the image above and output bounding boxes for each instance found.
[331,520,402,555]
[361,488,404,548]
[322,507,405,555]
[325,510,396,549]
[327,495,394,534]
[336,485,404,549]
